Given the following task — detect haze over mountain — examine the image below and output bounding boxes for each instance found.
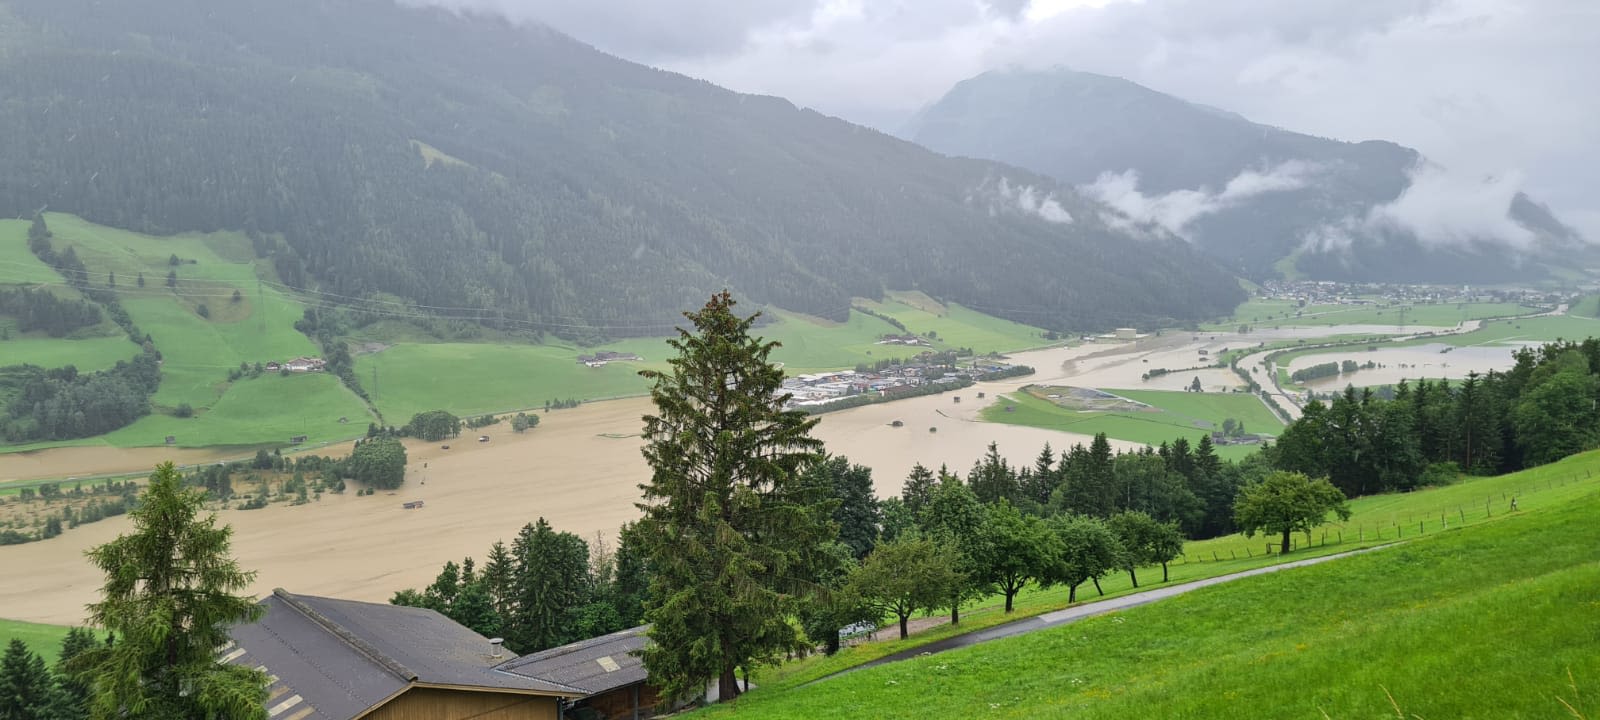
[0,0,1244,336]
[907,67,1590,283]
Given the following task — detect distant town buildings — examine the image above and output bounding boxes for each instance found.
[778,354,1025,411]
[577,351,644,368]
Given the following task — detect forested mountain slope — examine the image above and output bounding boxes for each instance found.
[0,1,1242,335]
[908,67,1589,282]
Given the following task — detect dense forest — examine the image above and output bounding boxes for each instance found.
[0,0,1243,336]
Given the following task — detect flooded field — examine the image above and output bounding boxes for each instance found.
[1288,343,1526,390]
[0,321,1471,625]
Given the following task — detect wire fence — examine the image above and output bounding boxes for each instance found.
[1172,467,1599,565]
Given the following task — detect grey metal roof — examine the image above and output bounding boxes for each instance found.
[496,625,650,696]
[226,589,581,720]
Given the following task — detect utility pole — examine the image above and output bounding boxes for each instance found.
[257,278,266,332]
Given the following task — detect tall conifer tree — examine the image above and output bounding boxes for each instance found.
[636,292,833,702]
[78,462,266,719]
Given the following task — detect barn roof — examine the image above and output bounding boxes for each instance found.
[226,589,581,720]
[495,625,650,696]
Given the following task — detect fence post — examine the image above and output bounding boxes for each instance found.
[1246,547,1252,558]
[1397,524,1403,538]
[1419,521,1424,535]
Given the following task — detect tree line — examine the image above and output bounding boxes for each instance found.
[1271,339,1600,497]
[390,519,648,655]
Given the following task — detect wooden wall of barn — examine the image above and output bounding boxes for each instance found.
[365,687,560,720]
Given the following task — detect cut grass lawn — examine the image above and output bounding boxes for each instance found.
[698,455,1600,719]
[740,449,1600,694]
[981,389,1281,459]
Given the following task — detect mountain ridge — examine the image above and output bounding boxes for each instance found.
[0,1,1244,336]
[907,66,1588,282]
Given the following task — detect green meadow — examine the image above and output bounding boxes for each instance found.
[0,618,84,663]
[0,218,141,372]
[356,304,1052,424]
[697,454,1600,719]
[853,292,1052,353]
[1205,297,1534,331]
[0,219,64,284]
[2,214,370,451]
[356,342,660,422]
[981,389,1283,458]
[1405,312,1600,348]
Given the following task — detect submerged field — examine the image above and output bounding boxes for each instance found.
[697,457,1600,720]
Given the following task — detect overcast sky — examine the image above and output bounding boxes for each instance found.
[419,0,1599,239]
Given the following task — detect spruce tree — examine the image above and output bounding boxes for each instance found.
[635,292,832,702]
[78,462,267,719]
[0,638,56,720]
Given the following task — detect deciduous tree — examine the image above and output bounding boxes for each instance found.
[1234,471,1351,554]
[848,535,959,639]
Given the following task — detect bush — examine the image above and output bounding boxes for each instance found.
[174,403,194,418]
[1420,462,1463,487]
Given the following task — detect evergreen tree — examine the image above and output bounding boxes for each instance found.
[967,442,1018,505]
[636,293,833,703]
[900,463,936,517]
[803,455,880,561]
[0,639,57,720]
[78,462,267,719]
[507,518,591,653]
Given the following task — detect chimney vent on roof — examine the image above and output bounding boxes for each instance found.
[489,638,505,659]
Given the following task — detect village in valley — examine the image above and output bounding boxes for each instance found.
[780,338,1032,412]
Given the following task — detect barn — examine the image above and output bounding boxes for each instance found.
[497,626,662,720]
[226,589,583,719]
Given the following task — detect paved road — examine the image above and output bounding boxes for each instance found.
[813,544,1393,684]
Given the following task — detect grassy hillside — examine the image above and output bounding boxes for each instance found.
[697,459,1600,719]
[854,292,1050,353]
[0,217,141,372]
[708,451,1600,693]
[981,389,1281,458]
[5,214,376,450]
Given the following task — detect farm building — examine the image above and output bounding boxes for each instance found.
[225,589,582,719]
[497,626,665,720]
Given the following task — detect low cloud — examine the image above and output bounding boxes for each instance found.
[1303,163,1539,253]
[975,177,1074,224]
[1081,160,1318,237]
